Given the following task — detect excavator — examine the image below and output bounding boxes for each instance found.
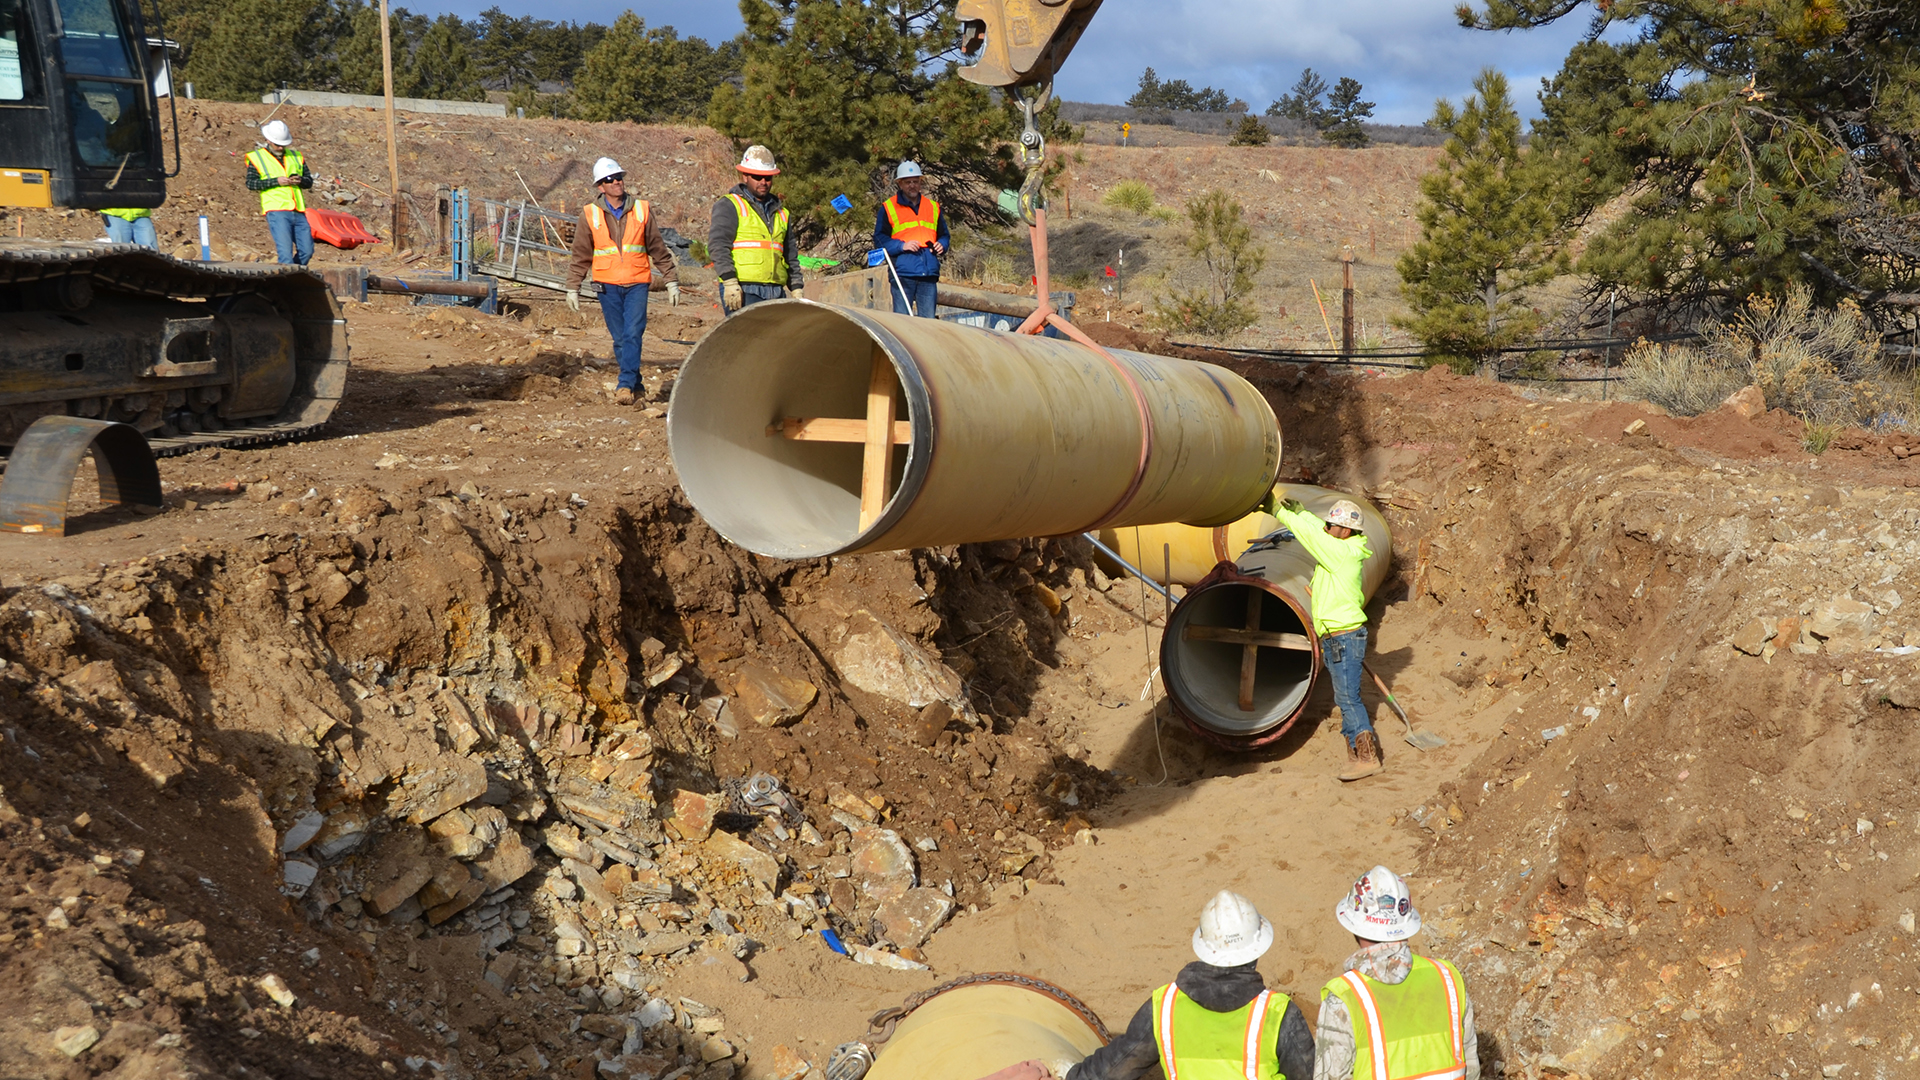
[0,0,346,533]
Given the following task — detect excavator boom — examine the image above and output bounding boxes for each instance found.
[956,0,1103,89]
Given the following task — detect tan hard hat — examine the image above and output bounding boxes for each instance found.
[737,145,780,176]
[1326,500,1365,530]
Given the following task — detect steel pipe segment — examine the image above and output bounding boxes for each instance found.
[1160,484,1391,750]
[667,300,1281,559]
[866,977,1108,1080]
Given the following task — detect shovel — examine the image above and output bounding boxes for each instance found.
[1363,661,1447,751]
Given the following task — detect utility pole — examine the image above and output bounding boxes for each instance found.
[1341,247,1355,358]
[379,0,404,249]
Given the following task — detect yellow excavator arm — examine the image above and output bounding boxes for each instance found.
[956,0,1104,89]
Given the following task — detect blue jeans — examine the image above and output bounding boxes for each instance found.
[266,210,313,265]
[103,214,157,249]
[1322,626,1373,744]
[892,275,939,317]
[597,282,649,391]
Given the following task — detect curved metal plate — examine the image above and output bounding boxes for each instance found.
[0,416,161,536]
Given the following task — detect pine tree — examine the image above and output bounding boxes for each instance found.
[186,0,344,100]
[570,14,737,123]
[1266,69,1330,128]
[402,14,483,101]
[1464,0,1920,322]
[1321,77,1374,148]
[1395,69,1563,372]
[1156,190,1266,338]
[1227,115,1271,146]
[709,0,1029,233]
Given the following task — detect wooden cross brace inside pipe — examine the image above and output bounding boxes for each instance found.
[765,348,909,531]
[1181,590,1311,711]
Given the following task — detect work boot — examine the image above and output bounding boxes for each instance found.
[1339,731,1384,781]
[612,387,635,406]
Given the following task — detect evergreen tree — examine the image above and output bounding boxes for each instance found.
[472,6,542,92]
[1321,77,1374,148]
[1267,68,1329,128]
[1156,189,1266,337]
[403,14,483,101]
[570,14,737,123]
[187,0,345,100]
[336,3,427,96]
[1395,69,1563,372]
[1464,0,1920,323]
[1128,66,1230,112]
[709,0,1029,233]
[1227,115,1271,146]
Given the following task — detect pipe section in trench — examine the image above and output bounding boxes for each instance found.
[666,300,1281,559]
[865,978,1109,1080]
[1159,484,1391,750]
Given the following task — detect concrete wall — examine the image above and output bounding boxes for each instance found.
[260,89,507,118]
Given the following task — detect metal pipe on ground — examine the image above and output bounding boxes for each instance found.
[667,300,1281,559]
[364,274,492,298]
[864,978,1109,1080]
[1159,484,1391,751]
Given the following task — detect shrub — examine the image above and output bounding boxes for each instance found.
[1802,420,1837,455]
[1227,116,1271,146]
[1152,190,1265,339]
[1620,340,1748,416]
[1102,180,1157,215]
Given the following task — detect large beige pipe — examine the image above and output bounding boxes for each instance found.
[1096,508,1282,587]
[667,301,1281,559]
[867,978,1109,1080]
[1161,484,1391,750]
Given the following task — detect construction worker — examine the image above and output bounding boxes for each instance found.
[100,207,157,249]
[1314,866,1477,1080]
[564,156,680,406]
[873,161,948,317]
[245,120,313,265]
[1064,890,1315,1080]
[708,145,804,314]
[1268,495,1380,780]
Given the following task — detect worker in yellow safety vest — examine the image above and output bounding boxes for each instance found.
[564,156,680,406]
[707,145,804,315]
[100,207,157,249]
[1064,891,1315,1080]
[873,160,949,317]
[1314,866,1478,1080]
[244,120,313,265]
[1268,495,1381,780]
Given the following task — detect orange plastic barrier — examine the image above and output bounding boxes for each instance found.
[305,208,382,250]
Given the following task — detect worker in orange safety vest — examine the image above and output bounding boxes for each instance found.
[872,160,950,317]
[565,156,679,406]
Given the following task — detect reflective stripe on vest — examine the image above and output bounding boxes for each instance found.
[726,192,788,285]
[884,194,941,244]
[1151,984,1287,1080]
[248,148,306,214]
[1327,959,1466,1080]
[584,199,652,286]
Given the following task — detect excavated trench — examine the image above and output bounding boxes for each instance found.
[2,347,1919,1080]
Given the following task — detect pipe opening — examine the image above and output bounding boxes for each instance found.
[667,301,922,560]
[1164,579,1315,741]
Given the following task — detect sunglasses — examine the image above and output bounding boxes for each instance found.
[598,175,625,184]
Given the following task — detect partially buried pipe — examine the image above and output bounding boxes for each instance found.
[667,300,1281,559]
[1159,484,1391,751]
[863,976,1109,1080]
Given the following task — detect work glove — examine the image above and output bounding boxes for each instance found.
[564,289,580,313]
[722,279,743,311]
[665,281,680,306]
[789,286,805,301]
[1279,497,1304,514]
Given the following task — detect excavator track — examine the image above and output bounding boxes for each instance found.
[0,239,349,462]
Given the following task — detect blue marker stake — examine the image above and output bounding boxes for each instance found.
[198,215,211,261]
[820,928,850,955]
[830,194,853,215]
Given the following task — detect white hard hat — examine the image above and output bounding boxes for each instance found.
[737,145,780,176]
[1335,865,1421,942]
[1192,890,1273,967]
[1326,500,1365,531]
[895,161,923,180]
[592,157,625,183]
[260,120,291,146]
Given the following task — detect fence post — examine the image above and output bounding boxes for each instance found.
[1341,247,1355,358]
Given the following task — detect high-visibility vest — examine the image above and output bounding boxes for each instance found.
[101,208,151,221]
[1319,957,1467,1080]
[1149,983,1289,1080]
[247,147,306,213]
[584,198,653,286]
[726,192,789,285]
[883,193,941,245]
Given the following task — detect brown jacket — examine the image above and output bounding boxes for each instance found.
[564,194,678,290]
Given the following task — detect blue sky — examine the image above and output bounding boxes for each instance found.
[419,0,1606,126]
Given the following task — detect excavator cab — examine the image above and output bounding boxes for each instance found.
[1,0,165,211]
[955,0,1103,90]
